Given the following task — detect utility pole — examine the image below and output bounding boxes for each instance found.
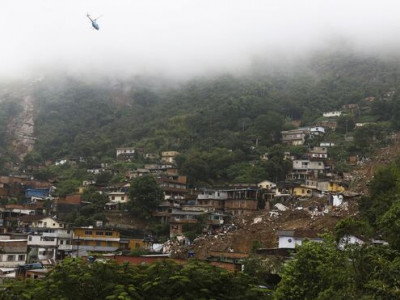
[76,236,80,258]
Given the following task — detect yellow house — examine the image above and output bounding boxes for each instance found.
[118,238,154,252]
[128,239,147,250]
[292,186,313,197]
[73,227,120,253]
[328,181,345,193]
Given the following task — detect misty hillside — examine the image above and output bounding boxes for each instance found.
[1,51,400,177]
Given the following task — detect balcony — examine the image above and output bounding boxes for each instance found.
[170,217,197,224]
[197,194,227,200]
[27,235,57,247]
[43,231,72,239]
[58,244,73,251]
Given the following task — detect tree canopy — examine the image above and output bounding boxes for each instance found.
[2,258,271,300]
[128,175,164,219]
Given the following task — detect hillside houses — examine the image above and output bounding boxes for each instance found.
[281,126,326,146]
[279,118,350,198]
[323,111,342,117]
[315,120,337,131]
[277,230,322,249]
[281,128,309,146]
[0,237,28,267]
[161,151,180,164]
[307,146,328,159]
[116,147,135,161]
[0,134,352,275]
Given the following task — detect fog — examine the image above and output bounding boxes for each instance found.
[1,0,400,79]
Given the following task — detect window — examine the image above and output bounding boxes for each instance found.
[28,236,32,241]
[84,230,92,235]
[105,231,113,236]
[96,231,104,235]
[18,255,25,261]
[7,255,15,261]
[96,241,101,246]
[107,241,113,247]
[60,240,64,245]
[66,240,70,245]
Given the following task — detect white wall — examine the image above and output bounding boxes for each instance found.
[278,236,301,249]
[0,253,26,267]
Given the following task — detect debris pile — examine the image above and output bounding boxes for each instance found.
[170,195,359,260]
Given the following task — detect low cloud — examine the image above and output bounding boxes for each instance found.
[1,0,400,79]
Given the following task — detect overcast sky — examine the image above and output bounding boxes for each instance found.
[1,0,400,79]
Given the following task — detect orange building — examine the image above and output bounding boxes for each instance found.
[73,227,120,254]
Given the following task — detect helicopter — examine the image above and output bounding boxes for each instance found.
[87,13,101,30]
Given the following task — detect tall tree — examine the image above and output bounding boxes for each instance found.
[128,175,164,219]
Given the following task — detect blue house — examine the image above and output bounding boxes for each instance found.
[25,188,50,200]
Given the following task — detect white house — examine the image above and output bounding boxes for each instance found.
[308,146,328,159]
[108,191,129,204]
[258,180,277,190]
[197,190,228,201]
[31,217,66,229]
[277,230,322,249]
[86,168,104,175]
[320,142,335,147]
[338,235,365,250]
[293,160,325,171]
[281,128,310,146]
[0,238,27,267]
[323,111,342,117]
[27,229,73,261]
[116,147,135,161]
[310,126,326,136]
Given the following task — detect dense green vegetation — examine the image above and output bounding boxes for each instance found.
[275,237,400,299]
[358,157,400,250]
[3,51,394,185]
[2,259,270,300]
[128,175,164,219]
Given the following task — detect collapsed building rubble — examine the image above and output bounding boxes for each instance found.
[169,194,359,260]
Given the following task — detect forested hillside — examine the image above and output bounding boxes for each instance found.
[2,50,400,184]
